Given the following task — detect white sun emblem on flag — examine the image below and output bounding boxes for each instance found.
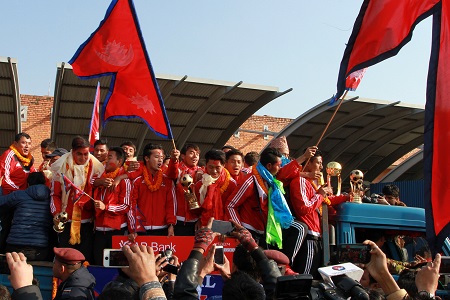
[129,93,156,114]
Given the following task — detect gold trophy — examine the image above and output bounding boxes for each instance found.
[53,211,68,233]
[180,174,200,210]
[349,169,364,204]
[326,162,342,196]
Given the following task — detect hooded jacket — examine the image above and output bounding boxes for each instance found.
[0,184,52,247]
[54,267,96,300]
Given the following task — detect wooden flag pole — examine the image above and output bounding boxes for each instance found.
[304,90,349,166]
[171,138,177,150]
[315,90,348,147]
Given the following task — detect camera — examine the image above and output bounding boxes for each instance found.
[160,249,173,262]
[159,249,178,275]
[275,274,313,300]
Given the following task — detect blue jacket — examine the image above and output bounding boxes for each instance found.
[0,184,52,248]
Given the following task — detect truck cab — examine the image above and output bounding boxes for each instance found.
[326,202,429,266]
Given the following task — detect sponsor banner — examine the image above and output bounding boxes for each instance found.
[111,235,238,262]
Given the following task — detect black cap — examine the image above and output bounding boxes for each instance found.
[46,148,68,158]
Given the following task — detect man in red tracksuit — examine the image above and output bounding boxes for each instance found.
[289,150,349,277]
[0,132,37,253]
[166,143,204,235]
[92,147,131,265]
[0,133,36,195]
[194,149,237,226]
[128,143,176,238]
[50,136,104,262]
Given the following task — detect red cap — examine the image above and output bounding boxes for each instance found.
[54,247,85,265]
[263,249,290,265]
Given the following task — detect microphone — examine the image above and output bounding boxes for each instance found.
[332,274,369,300]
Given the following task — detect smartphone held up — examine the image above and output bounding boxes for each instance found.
[103,249,129,268]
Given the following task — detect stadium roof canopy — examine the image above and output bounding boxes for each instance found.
[270,97,424,183]
[0,57,21,153]
[51,63,292,157]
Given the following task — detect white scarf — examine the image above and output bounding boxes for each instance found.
[51,151,104,212]
[198,173,218,205]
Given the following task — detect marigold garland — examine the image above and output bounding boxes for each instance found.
[103,168,120,179]
[9,144,32,167]
[219,169,231,194]
[252,167,269,195]
[308,178,331,206]
[143,167,163,192]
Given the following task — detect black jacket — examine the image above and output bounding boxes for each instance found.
[12,285,43,300]
[0,184,52,247]
[173,250,203,300]
[173,247,281,300]
[54,267,96,300]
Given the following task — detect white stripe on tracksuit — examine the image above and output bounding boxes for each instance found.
[304,239,315,274]
[289,220,306,263]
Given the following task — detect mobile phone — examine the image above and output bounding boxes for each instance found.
[103,249,129,268]
[275,274,313,300]
[440,256,450,274]
[337,243,371,264]
[214,245,224,265]
[0,254,10,275]
[211,220,234,235]
[163,263,179,275]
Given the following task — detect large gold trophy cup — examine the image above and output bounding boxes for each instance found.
[326,161,342,196]
[180,174,200,210]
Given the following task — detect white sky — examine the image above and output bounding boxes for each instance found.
[2,1,432,119]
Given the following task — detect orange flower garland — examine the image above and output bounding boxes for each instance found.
[307,178,331,206]
[219,169,231,194]
[252,167,269,195]
[9,144,32,167]
[103,168,120,179]
[142,167,163,192]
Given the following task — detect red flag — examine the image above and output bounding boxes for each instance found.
[335,0,439,100]
[345,68,367,91]
[334,0,449,251]
[69,0,173,139]
[88,82,101,152]
[61,173,85,203]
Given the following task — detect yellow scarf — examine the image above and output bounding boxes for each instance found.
[9,144,32,167]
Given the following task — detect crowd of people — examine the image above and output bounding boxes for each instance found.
[0,132,440,299]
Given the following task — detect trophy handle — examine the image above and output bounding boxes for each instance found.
[336,175,341,196]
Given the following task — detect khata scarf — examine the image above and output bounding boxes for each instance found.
[198,169,230,225]
[51,151,104,244]
[256,162,293,248]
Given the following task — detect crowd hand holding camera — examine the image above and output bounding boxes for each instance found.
[199,244,231,283]
[229,220,258,252]
[193,218,220,253]
[363,240,405,297]
[121,244,159,287]
[156,249,179,278]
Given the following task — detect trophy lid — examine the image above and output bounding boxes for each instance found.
[326,161,342,176]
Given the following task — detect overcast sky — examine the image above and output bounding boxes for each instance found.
[2,1,432,119]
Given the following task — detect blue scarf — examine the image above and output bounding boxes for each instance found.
[256,162,293,229]
[281,156,291,167]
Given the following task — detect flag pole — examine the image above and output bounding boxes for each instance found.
[171,139,177,150]
[304,90,348,166]
[315,90,348,147]
[74,190,96,204]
